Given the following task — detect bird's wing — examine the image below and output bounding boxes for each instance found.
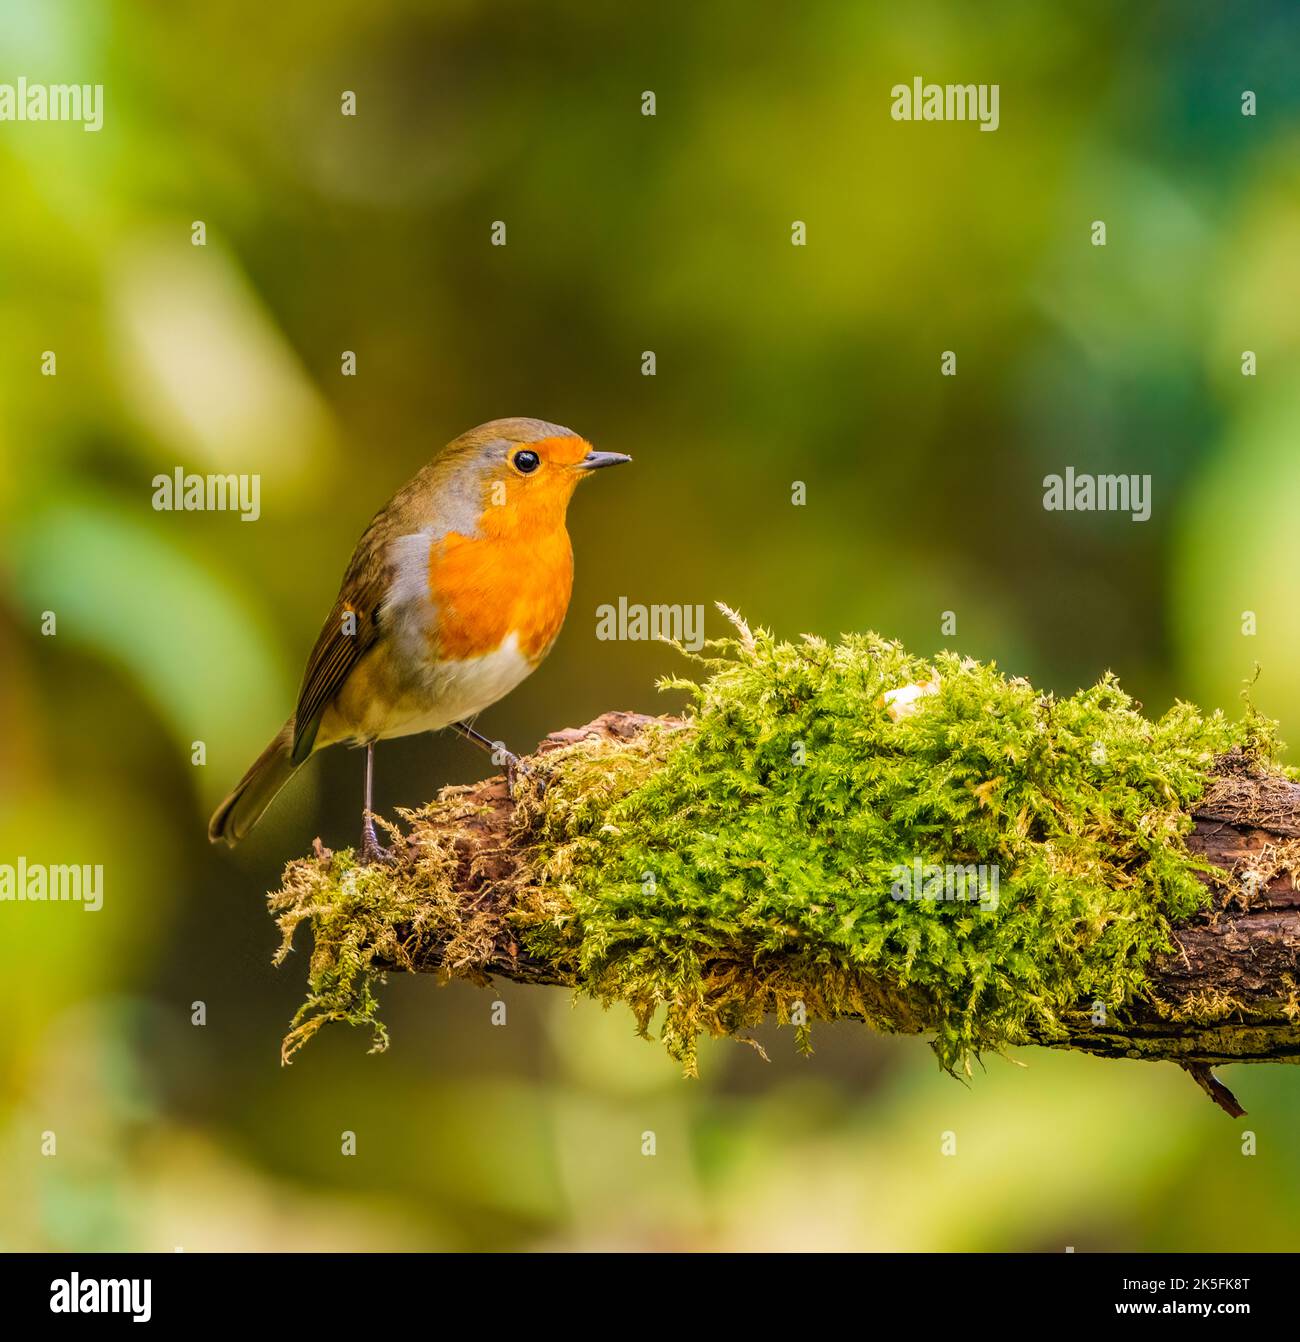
[290,516,395,763]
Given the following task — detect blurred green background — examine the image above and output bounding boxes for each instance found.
[3,0,1300,1251]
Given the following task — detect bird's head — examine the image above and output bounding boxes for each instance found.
[440,417,631,536]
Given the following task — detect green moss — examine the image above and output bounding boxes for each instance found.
[270,800,503,1061]
[272,615,1281,1072]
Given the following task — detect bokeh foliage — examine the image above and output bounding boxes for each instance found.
[2,0,1299,1250]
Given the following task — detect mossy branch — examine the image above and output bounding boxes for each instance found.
[269,621,1300,1115]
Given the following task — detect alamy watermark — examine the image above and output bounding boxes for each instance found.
[0,77,103,132]
[596,597,705,652]
[50,1274,150,1323]
[891,858,1000,912]
[1043,468,1151,522]
[890,77,999,132]
[152,469,261,521]
[1,858,103,911]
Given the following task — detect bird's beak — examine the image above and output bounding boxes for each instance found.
[576,450,632,471]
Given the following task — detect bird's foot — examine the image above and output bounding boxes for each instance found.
[502,750,527,800]
[501,750,548,802]
[358,815,396,867]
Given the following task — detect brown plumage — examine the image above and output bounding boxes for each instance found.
[209,418,630,857]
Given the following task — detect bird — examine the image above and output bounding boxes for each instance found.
[209,417,630,863]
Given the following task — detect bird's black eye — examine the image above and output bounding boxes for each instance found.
[513,449,541,475]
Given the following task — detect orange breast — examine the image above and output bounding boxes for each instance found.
[428,524,574,663]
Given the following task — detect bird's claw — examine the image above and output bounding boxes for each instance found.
[359,815,396,867]
[503,753,548,801]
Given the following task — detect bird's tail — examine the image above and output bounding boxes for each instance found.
[208,719,300,846]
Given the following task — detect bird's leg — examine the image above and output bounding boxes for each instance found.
[359,741,393,865]
[449,720,534,799]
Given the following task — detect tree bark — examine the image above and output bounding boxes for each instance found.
[355,715,1300,1114]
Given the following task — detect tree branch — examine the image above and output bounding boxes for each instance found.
[272,713,1300,1114]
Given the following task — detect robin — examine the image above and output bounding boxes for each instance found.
[209,417,630,863]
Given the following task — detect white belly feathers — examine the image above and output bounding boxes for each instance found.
[375,633,536,739]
